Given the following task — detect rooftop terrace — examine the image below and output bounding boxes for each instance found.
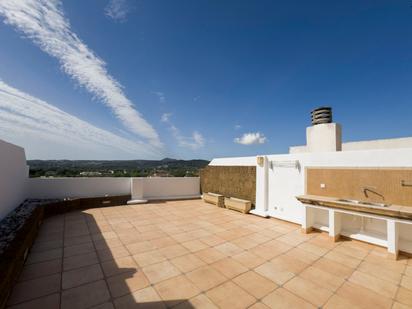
[6,199,412,309]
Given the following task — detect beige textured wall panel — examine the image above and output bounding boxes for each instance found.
[306,168,412,206]
[200,166,256,205]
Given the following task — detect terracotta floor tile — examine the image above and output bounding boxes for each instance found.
[7,293,60,309]
[358,261,403,284]
[324,249,362,269]
[392,302,412,309]
[64,235,92,247]
[170,253,206,273]
[248,302,271,309]
[283,276,333,307]
[159,244,189,259]
[298,241,329,257]
[348,270,398,299]
[173,294,218,309]
[214,242,243,256]
[18,258,62,281]
[364,251,406,273]
[262,288,316,309]
[299,266,344,292]
[206,281,255,309]
[186,266,227,291]
[26,248,63,265]
[232,251,266,269]
[154,274,200,307]
[396,287,412,307]
[249,242,291,261]
[211,257,248,278]
[333,242,370,260]
[336,282,392,309]
[400,274,412,290]
[194,247,226,264]
[231,236,260,250]
[7,273,61,306]
[150,237,178,249]
[233,271,278,299]
[324,294,363,309]
[63,251,99,271]
[91,302,115,309]
[61,279,110,309]
[254,261,295,285]
[181,239,209,252]
[62,264,104,290]
[312,257,354,278]
[133,249,167,267]
[126,240,157,255]
[101,256,138,277]
[31,239,63,253]
[277,234,307,246]
[270,254,309,274]
[93,238,123,251]
[114,286,165,309]
[142,261,181,284]
[10,201,412,309]
[97,245,131,262]
[107,270,149,298]
[172,232,197,243]
[199,235,226,246]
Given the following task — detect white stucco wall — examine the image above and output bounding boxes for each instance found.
[0,139,28,220]
[290,136,412,153]
[131,177,200,200]
[27,177,131,199]
[209,148,412,253]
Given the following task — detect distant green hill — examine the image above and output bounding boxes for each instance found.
[28,159,210,178]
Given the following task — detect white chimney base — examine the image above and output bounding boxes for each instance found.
[306,123,342,152]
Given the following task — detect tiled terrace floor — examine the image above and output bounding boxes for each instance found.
[7,199,412,309]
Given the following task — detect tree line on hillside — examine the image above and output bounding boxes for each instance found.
[28,159,210,178]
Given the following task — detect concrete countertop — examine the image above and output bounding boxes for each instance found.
[296,194,412,220]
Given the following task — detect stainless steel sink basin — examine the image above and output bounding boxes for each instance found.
[336,198,390,208]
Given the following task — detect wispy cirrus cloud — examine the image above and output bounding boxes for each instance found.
[105,0,131,22]
[0,0,161,147]
[161,113,205,150]
[153,91,166,104]
[234,132,266,145]
[160,113,172,123]
[170,126,205,150]
[0,80,161,159]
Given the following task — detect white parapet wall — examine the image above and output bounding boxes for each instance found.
[0,139,29,220]
[27,176,200,202]
[27,177,131,199]
[130,177,200,200]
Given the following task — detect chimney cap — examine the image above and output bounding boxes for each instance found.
[311,106,332,125]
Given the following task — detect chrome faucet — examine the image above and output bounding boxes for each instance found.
[362,186,384,200]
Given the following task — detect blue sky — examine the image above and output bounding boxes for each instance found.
[0,0,412,160]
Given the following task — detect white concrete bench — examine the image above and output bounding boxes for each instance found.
[225,197,252,214]
[203,192,225,208]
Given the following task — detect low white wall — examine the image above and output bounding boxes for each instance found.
[131,177,200,200]
[27,177,131,199]
[0,139,28,220]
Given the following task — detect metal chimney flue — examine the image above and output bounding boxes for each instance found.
[311,106,332,125]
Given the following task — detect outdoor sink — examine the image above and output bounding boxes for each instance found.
[336,198,390,208]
